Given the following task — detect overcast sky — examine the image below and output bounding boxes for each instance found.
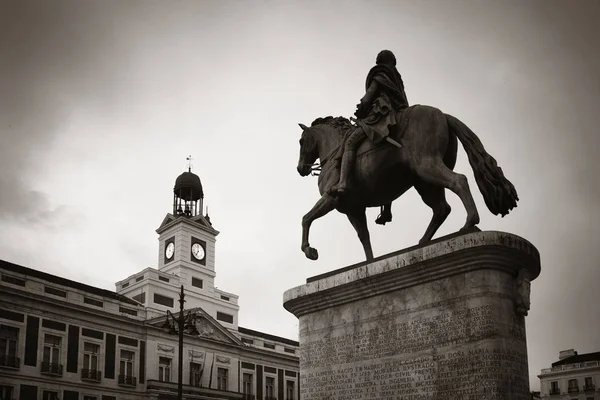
[1,0,599,390]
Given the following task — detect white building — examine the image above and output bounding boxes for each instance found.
[0,168,299,400]
[538,349,600,399]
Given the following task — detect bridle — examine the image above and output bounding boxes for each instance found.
[298,124,346,176]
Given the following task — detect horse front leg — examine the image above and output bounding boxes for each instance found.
[301,194,336,260]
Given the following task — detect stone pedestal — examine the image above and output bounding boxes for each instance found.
[283,231,540,400]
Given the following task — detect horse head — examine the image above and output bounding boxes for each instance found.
[297,123,319,177]
[297,117,349,177]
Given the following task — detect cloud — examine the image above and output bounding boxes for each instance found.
[0,176,67,226]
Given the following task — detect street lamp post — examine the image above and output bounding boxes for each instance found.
[161,285,199,400]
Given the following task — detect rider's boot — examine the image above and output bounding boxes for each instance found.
[375,204,393,225]
[329,149,356,195]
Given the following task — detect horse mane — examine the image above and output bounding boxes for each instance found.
[310,116,354,137]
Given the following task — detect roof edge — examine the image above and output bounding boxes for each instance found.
[0,259,140,307]
[238,326,299,347]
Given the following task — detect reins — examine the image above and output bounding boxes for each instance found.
[299,121,354,176]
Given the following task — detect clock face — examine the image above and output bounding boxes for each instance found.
[191,243,205,260]
[165,242,175,259]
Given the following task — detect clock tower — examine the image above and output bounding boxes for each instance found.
[157,167,217,276]
[116,162,239,330]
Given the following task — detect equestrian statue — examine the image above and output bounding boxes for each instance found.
[296,50,518,261]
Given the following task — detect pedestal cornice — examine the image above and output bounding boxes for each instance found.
[283,230,539,317]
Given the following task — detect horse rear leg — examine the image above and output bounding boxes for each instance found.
[301,194,336,260]
[346,208,374,261]
[414,157,480,231]
[414,183,451,244]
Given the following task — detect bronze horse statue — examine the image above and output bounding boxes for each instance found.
[296,105,518,261]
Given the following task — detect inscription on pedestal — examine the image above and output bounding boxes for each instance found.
[300,304,529,400]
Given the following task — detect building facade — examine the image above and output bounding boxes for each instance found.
[538,349,600,400]
[0,168,299,400]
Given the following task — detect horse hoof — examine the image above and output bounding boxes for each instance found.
[460,224,478,232]
[304,247,319,260]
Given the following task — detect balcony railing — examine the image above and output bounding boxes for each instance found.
[0,355,20,369]
[242,395,255,400]
[118,374,137,387]
[541,361,600,374]
[567,387,579,393]
[549,388,560,395]
[41,362,63,376]
[265,397,277,400]
[583,384,596,391]
[81,368,102,382]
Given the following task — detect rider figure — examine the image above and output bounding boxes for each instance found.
[329,50,409,224]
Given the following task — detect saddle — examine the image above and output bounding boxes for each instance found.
[333,105,415,165]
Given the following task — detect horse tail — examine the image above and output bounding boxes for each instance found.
[445,113,519,216]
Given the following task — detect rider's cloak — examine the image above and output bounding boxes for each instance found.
[357,64,409,144]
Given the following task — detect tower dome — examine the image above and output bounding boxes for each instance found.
[173,164,204,217]
[174,171,204,201]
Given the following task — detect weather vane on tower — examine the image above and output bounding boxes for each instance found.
[186,155,194,172]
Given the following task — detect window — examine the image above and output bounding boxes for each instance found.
[153,293,174,307]
[568,378,579,392]
[132,292,146,304]
[284,348,296,354]
[584,377,594,390]
[120,349,135,377]
[1,274,25,286]
[83,297,103,307]
[242,372,253,394]
[265,376,275,398]
[42,319,66,331]
[286,380,295,400]
[43,390,60,400]
[119,306,138,316]
[159,357,171,382]
[43,334,61,365]
[0,386,14,400]
[118,336,138,347]
[190,362,203,386]
[192,277,203,288]
[83,342,99,371]
[221,295,230,301]
[159,276,170,282]
[82,328,103,340]
[241,361,255,370]
[135,275,144,282]
[83,396,98,400]
[216,312,233,323]
[217,367,228,391]
[264,343,275,349]
[121,282,130,288]
[44,286,67,298]
[550,381,560,394]
[241,338,253,345]
[264,366,276,374]
[0,325,18,359]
